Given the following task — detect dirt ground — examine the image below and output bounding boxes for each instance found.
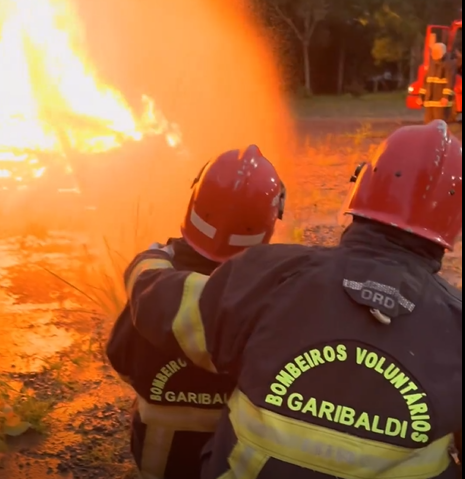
[0,113,462,479]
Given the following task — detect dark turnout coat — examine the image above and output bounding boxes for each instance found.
[122,222,462,479]
[106,237,234,479]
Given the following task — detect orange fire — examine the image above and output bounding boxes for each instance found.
[1,0,294,247]
[0,0,181,186]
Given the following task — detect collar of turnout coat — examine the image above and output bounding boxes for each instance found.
[340,219,444,274]
[167,237,220,275]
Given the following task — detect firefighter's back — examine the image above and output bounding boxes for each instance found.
[206,232,462,479]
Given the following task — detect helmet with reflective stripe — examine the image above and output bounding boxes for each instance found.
[182,145,285,262]
[342,120,462,250]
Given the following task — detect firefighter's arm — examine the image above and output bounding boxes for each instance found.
[106,246,178,385]
[419,64,430,102]
[443,60,457,101]
[105,305,137,385]
[125,245,295,377]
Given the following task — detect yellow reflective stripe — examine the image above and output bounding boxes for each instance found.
[419,88,427,94]
[227,441,268,479]
[137,395,221,431]
[424,100,453,107]
[228,390,451,479]
[218,472,235,479]
[141,425,174,477]
[426,77,448,83]
[443,88,455,96]
[172,272,217,373]
[137,394,223,478]
[126,258,173,297]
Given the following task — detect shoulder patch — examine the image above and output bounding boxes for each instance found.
[342,257,421,319]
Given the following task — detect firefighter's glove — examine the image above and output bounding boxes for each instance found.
[440,97,449,107]
[148,242,175,258]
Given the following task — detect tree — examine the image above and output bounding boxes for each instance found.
[254,0,460,94]
[370,5,417,87]
[264,0,330,96]
[369,0,462,85]
[325,0,383,94]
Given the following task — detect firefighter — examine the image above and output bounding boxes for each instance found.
[123,120,462,479]
[106,144,286,479]
[418,42,457,123]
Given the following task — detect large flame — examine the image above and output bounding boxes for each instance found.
[0,0,180,185]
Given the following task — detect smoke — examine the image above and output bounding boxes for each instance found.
[73,0,296,253]
[3,0,295,254]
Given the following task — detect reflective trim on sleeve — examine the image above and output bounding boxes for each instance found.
[172,272,217,373]
[426,77,448,84]
[226,390,451,479]
[443,88,455,96]
[126,258,173,298]
[419,88,427,94]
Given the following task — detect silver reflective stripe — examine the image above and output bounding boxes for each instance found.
[229,232,266,247]
[342,279,415,312]
[190,208,217,238]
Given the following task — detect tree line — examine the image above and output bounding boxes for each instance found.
[253,0,462,95]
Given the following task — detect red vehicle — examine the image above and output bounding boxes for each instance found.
[406,19,462,120]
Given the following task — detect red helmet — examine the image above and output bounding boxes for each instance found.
[181,145,285,262]
[342,120,462,250]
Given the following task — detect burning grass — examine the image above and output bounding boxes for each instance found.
[0,0,182,170]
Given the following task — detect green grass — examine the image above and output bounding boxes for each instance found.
[0,379,54,451]
[45,239,127,319]
[291,91,421,119]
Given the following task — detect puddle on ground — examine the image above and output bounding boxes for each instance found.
[0,231,461,375]
[0,234,92,374]
[0,293,78,373]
